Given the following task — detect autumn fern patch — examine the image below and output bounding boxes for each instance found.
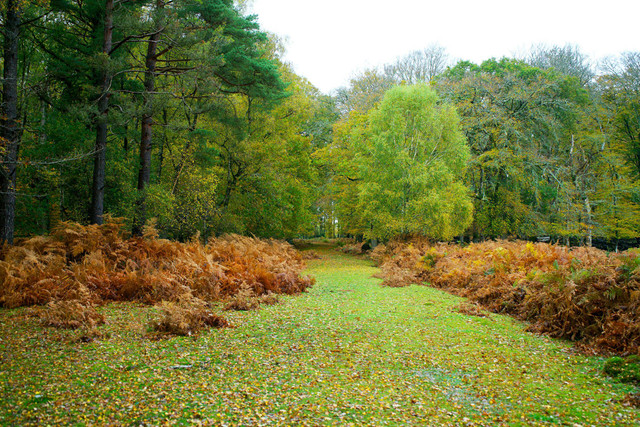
[0,218,313,334]
[373,239,640,355]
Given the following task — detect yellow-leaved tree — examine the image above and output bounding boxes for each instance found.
[352,84,473,240]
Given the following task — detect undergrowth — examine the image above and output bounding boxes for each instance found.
[30,300,106,330]
[0,243,638,424]
[338,241,366,254]
[222,283,280,311]
[0,218,313,334]
[372,238,640,355]
[455,301,490,318]
[150,294,229,336]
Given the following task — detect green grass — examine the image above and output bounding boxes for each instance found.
[1,244,638,425]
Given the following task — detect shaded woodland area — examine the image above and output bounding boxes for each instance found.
[1,0,323,243]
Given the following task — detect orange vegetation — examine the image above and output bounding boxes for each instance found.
[0,218,314,333]
[373,239,640,355]
[150,293,229,336]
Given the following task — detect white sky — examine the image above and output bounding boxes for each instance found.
[248,0,640,94]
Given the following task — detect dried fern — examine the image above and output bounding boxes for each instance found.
[0,218,313,312]
[150,294,229,336]
[374,238,640,354]
[31,299,106,330]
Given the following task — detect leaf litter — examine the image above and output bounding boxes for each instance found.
[0,243,638,425]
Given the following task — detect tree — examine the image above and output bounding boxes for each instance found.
[384,44,449,84]
[436,58,589,240]
[353,84,473,240]
[0,0,326,242]
[132,0,164,235]
[89,0,115,225]
[526,44,594,86]
[131,0,287,234]
[600,52,640,179]
[0,0,51,242]
[334,68,395,115]
[594,158,640,250]
[0,0,22,243]
[32,0,148,226]
[591,52,640,247]
[206,65,317,239]
[314,108,366,238]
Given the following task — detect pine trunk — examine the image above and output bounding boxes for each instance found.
[133,0,162,235]
[90,0,114,225]
[0,0,21,244]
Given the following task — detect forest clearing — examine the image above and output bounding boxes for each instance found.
[2,0,640,425]
[0,239,639,425]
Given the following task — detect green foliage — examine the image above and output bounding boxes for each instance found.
[357,84,473,239]
[600,53,640,179]
[11,0,326,241]
[314,111,369,237]
[7,0,640,249]
[319,84,474,240]
[594,160,640,242]
[167,167,219,240]
[435,58,599,240]
[207,67,320,239]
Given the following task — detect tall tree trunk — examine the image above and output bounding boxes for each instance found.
[133,0,163,235]
[0,0,21,244]
[39,101,47,144]
[584,196,592,247]
[90,0,114,225]
[156,108,167,182]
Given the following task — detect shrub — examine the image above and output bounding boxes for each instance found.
[224,285,281,311]
[223,283,261,311]
[1,220,313,339]
[301,250,321,260]
[338,241,365,254]
[258,291,280,306]
[455,302,490,318]
[0,219,314,308]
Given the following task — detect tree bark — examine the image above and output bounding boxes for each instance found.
[157,108,168,181]
[584,196,593,247]
[90,0,114,225]
[132,6,161,235]
[0,0,22,244]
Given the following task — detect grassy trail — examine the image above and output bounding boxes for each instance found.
[1,244,638,425]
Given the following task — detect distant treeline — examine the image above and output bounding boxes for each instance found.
[318,45,640,248]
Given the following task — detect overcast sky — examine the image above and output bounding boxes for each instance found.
[248,0,640,94]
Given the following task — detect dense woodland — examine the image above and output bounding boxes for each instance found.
[1,0,640,249]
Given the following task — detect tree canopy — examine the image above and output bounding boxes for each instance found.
[354,84,473,239]
[1,4,638,251]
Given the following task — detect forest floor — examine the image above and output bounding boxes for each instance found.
[0,243,638,425]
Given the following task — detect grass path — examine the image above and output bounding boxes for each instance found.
[1,244,638,425]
